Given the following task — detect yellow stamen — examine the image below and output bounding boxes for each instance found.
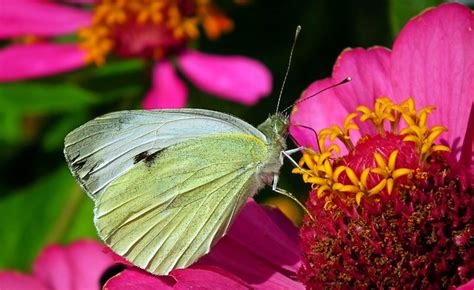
[357,97,396,135]
[293,97,451,209]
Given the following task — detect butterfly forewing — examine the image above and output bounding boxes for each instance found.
[94,134,268,275]
[64,109,266,200]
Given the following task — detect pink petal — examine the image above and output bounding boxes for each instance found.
[198,200,304,289]
[460,104,474,185]
[103,247,134,267]
[142,61,188,109]
[0,0,92,38]
[332,47,393,112]
[333,47,393,137]
[262,206,299,245]
[33,240,116,290]
[199,239,303,289]
[177,49,272,105]
[33,246,72,290]
[391,3,474,156]
[0,271,48,290]
[64,0,97,3]
[0,43,87,81]
[457,279,474,290]
[227,199,301,272]
[104,269,174,290]
[290,47,391,152]
[172,266,251,289]
[290,77,359,152]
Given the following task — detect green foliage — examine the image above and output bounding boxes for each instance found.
[0,168,96,271]
[41,112,89,151]
[0,82,99,113]
[389,0,443,37]
[0,83,95,144]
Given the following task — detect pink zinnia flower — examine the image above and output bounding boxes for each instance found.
[0,0,272,108]
[290,3,473,288]
[0,240,117,290]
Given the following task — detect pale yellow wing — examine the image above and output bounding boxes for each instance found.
[94,133,268,275]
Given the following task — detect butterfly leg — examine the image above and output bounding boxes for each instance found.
[273,147,315,221]
[272,184,315,222]
[279,146,307,166]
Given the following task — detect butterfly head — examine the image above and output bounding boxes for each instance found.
[257,113,289,141]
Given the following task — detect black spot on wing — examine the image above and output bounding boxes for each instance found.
[82,163,98,181]
[134,149,165,166]
[72,159,86,171]
[70,153,80,163]
[133,151,150,164]
[144,150,162,165]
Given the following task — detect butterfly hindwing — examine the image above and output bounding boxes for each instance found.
[94,134,269,275]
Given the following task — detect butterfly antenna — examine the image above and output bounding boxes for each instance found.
[275,25,302,114]
[281,77,352,114]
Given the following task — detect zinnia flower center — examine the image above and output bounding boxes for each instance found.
[293,97,473,288]
[293,97,450,208]
[79,0,234,65]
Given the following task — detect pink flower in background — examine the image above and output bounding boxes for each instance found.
[290,3,473,288]
[0,240,117,290]
[0,0,272,109]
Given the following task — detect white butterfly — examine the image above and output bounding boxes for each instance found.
[64,109,305,275]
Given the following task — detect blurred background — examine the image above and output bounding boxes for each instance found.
[1,0,470,272]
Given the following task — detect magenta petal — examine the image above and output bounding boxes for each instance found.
[33,240,116,290]
[332,47,393,111]
[290,47,392,151]
[104,269,174,290]
[200,238,304,289]
[290,78,360,153]
[142,61,188,109]
[198,200,304,289]
[32,245,72,290]
[221,200,300,272]
[460,104,474,185]
[64,0,97,3]
[0,0,91,38]
[0,43,87,81]
[457,279,474,290]
[0,272,48,290]
[177,49,272,105]
[172,266,251,289]
[391,3,474,155]
[332,47,392,136]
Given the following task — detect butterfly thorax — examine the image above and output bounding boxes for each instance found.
[256,113,289,185]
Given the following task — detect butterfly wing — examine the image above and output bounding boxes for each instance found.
[94,134,269,275]
[64,109,266,200]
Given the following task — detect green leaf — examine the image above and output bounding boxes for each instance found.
[389,0,443,37]
[0,110,22,144]
[0,167,97,271]
[42,112,89,151]
[0,82,100,114]
[84,58,145,78]
[78,59,147,103]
